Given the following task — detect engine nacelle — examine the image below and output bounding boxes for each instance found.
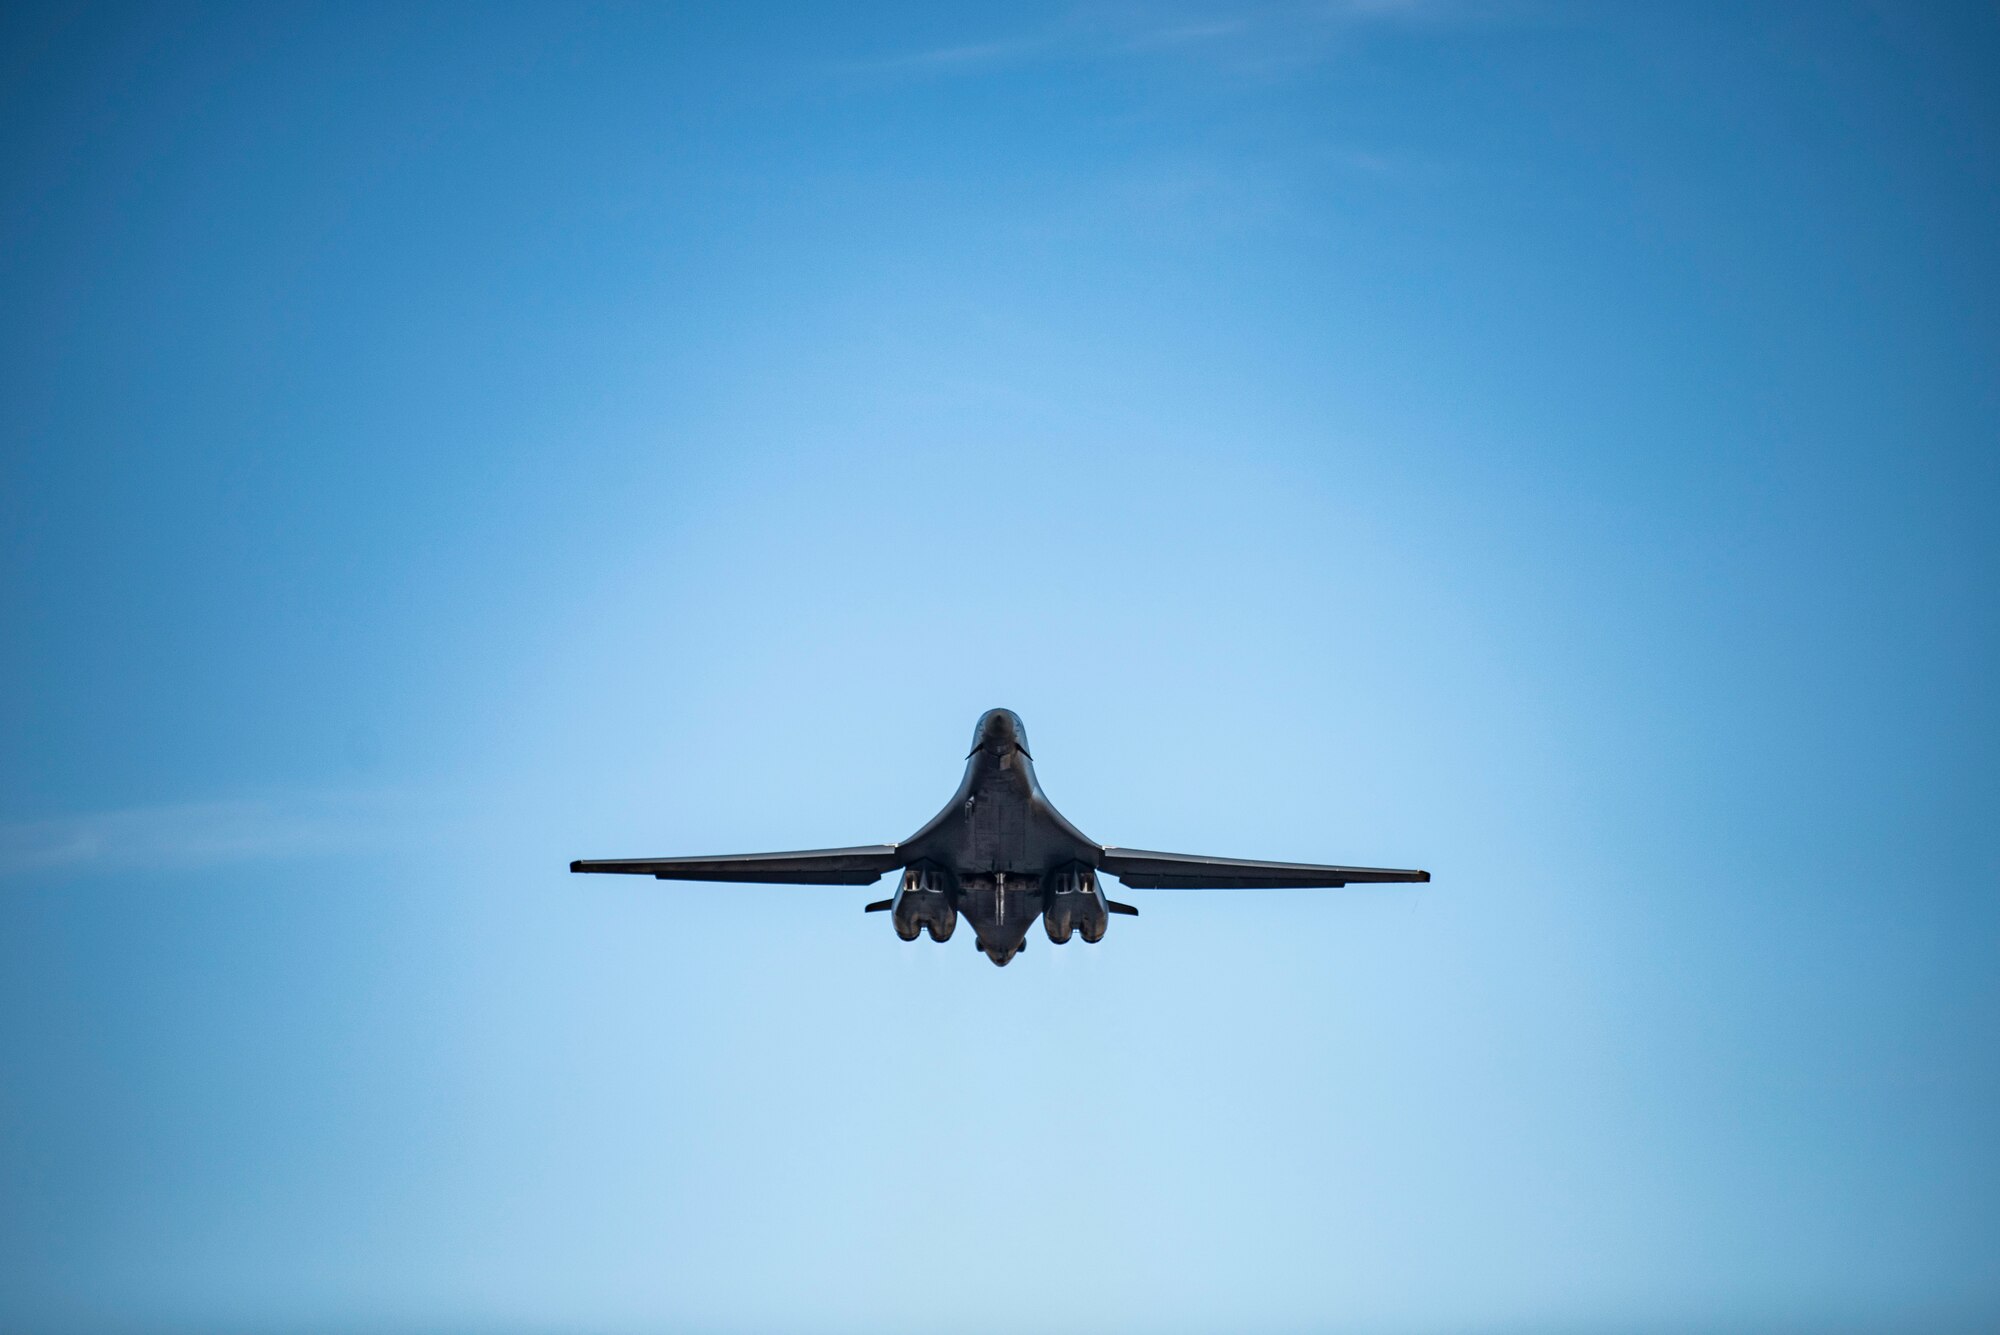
[1044,864,1107,944]
[892,864,956,942]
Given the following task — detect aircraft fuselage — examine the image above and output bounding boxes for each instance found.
[891,709,1106,965]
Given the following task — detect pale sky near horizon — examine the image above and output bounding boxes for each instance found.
[3,3,1996,1332]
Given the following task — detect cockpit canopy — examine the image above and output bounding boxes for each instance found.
[970,707,1030,757]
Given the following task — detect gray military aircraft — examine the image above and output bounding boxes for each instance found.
[570,708,1429,966]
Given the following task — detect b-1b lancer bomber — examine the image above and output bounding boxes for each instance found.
[570,708,1430,966]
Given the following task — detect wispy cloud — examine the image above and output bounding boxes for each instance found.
[831,34,1054,79]
[0,790,458,877]
[835,1,1482,84]
[1120,18,1252,50]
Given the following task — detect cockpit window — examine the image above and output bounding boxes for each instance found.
[970,708,1030,756]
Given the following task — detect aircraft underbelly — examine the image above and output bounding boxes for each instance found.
[957,871,1042,957]
[966,790,1031,872]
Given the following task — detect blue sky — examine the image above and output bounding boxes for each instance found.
[2,3,1996,1331]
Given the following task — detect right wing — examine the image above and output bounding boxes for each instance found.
[569,844,901,885]
[1098,847,1429,889]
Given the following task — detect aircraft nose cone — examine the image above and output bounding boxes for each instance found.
[973,708,1028,756]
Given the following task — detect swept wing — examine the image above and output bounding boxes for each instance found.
[1098,847,1429,889]
[569,845,900,885]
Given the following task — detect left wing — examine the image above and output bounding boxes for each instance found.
[1099,847,1428,889]
[570,845,901,885]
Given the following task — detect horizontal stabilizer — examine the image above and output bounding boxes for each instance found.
[863,898,894,913]
[1106,900,1139,916]
[570,845,901,885]
[1099,847,1429,889]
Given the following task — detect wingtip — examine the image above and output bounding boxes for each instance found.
[568,860,584,873]
[1417,870,1432,883]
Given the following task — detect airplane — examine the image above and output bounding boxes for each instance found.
[570,708,1429,966]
